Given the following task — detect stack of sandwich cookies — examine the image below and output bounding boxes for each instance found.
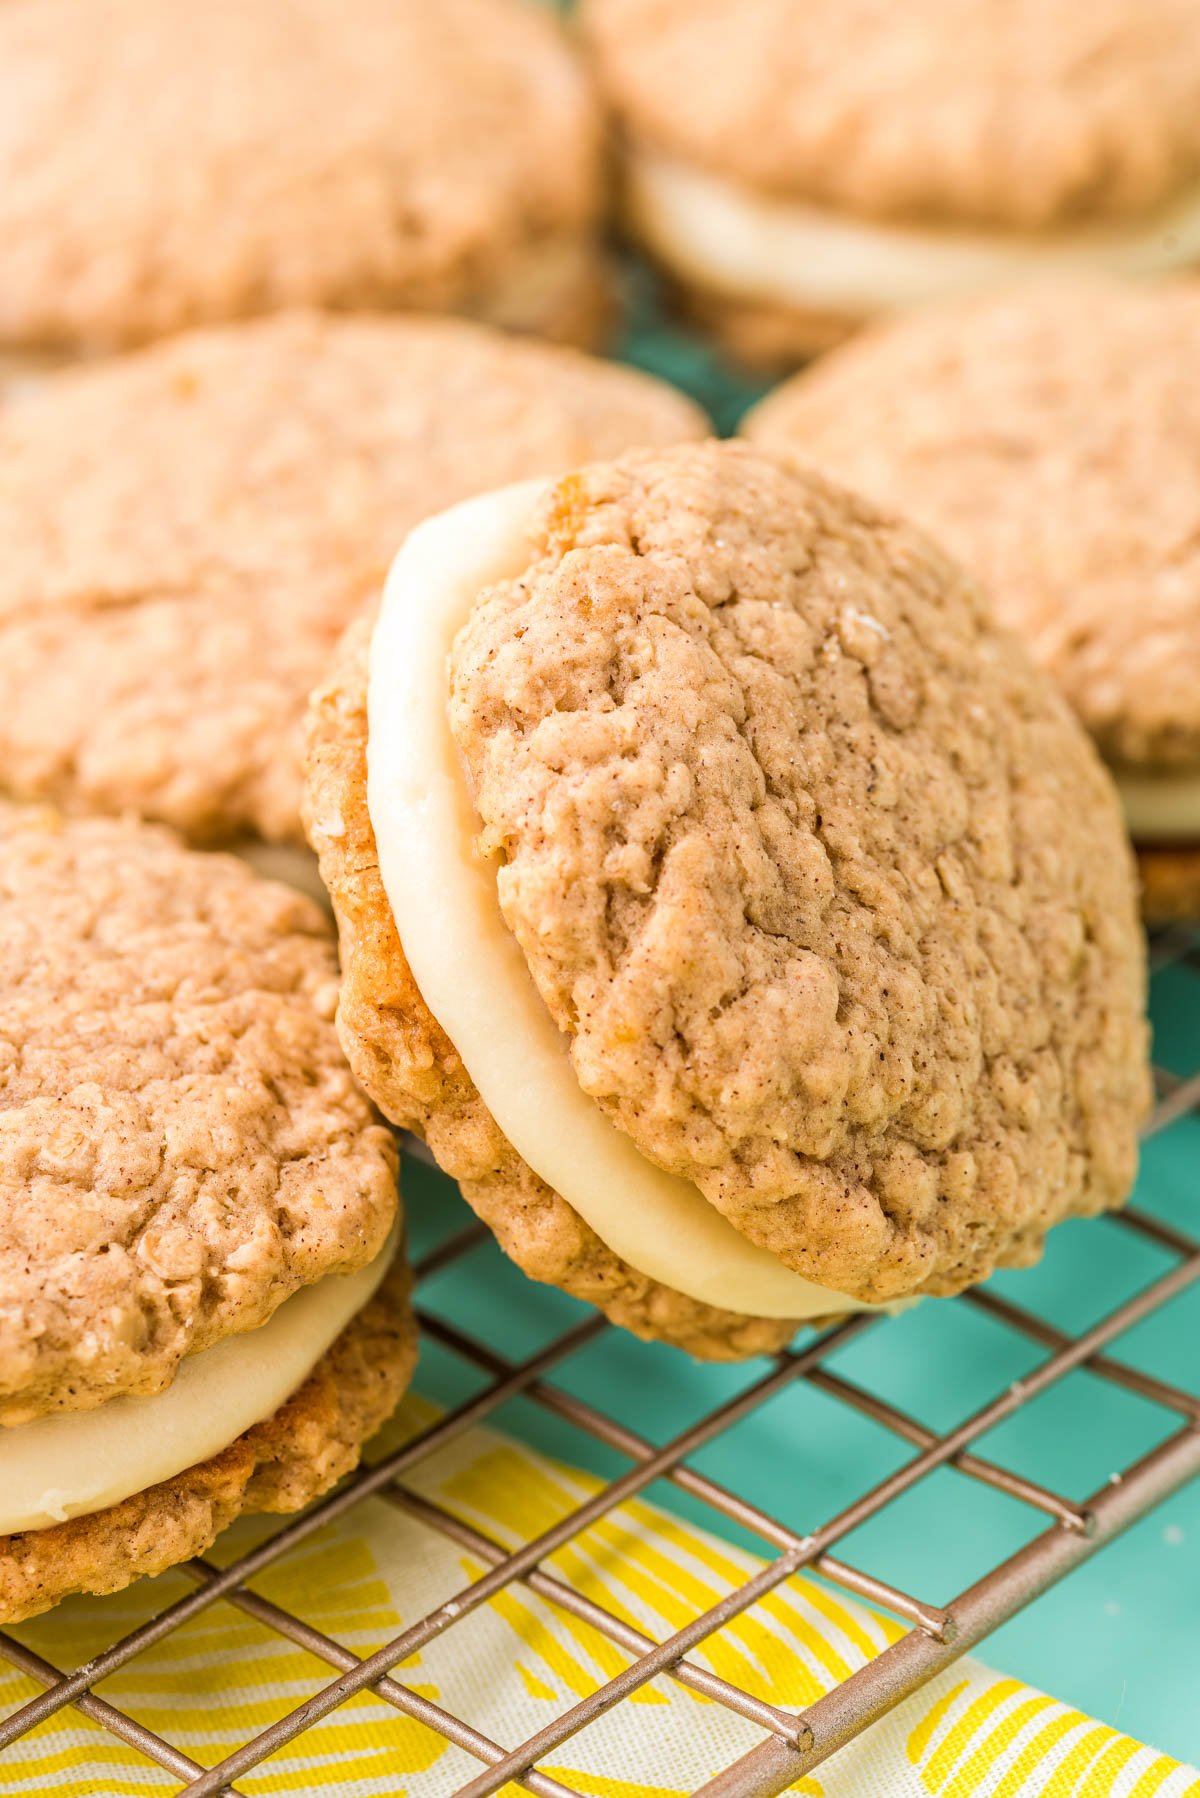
[0,806,413,1622]
[0,311,706,896]
[582,0,1200,367]
[0,0,610,371]
[746,279,1200,918]
[307,441,1149,1357]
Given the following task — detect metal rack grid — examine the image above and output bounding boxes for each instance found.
[1,930,1197,1798]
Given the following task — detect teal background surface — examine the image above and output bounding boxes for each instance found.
[407,277,1200,1763]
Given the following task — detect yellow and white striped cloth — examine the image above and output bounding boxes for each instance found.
[1,1394,1195,1796]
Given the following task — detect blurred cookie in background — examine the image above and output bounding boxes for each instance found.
[0,0,611,372]
[0,311,706,894]
[746,279,1200,917]
[582,0,1200,369]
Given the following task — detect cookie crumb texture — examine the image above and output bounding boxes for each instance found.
[0,312,706,846]
[447,444,1148,1304]
[584,0,1200,229]
[0,1260,417,1624]
[746,282,1200,768]
[0,0,601,351]
[0,806,398,1426]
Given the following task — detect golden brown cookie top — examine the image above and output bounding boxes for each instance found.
[746,280,1200,768]
[0,311,706,846]
[445,442,1148,1302]
[583,0,1200,227]
[0,0,602,352]
[0,804,398,1427]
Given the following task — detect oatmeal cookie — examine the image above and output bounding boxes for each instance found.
[0,0,608,356]
[306,443,1149,1349]
[0,804,414,1618]
[0,312,706,851]
[0,1260,416,1625]
[0,804,398,1425]
[582,0,1200,366]
[747,280,1200,915]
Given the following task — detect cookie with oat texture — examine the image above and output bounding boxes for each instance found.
[746,279,1200,917]
[582,0,1200,367]
[305,440,1149,1356]
[0,311,706,885]
[0,0,610,364]
[0,804,414,1622]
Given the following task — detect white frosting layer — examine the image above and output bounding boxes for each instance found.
[1115,766,1200,842]
[626,149,1200,316]
[0,1224,398,1534]
[367,482,884,1322]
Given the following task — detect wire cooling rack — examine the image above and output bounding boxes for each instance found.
[0,931,1197,1797]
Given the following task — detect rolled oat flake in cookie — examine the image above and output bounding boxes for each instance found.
[306,440,1150,1359]
[0,0,609,366]
[0,806,414,1623]
[582,0,1200,367]
[746,278,1200,919]
[0,311,706,893]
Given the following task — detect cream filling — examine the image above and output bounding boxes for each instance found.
[367,481,885,1322]
[626,149,1200,316]
[0,1223,399,1534]
[1114,766,1200,842]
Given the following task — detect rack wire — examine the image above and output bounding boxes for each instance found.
[1,928,1197,1798]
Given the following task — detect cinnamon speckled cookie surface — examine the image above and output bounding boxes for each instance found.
[583,0,1200,229]
[0,0,605,354]
[0,312,706,847]
[745,281,1200,769]
[0,805,398,1427]
[309,442,1148,1342]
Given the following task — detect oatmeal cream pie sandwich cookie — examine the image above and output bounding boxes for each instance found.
[305,441,1149,1358]
[0,805,414,1623]
[0,0,610,376]
[582,0,1200,367]
[0,311,705,898]
[745,279,1200,918]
